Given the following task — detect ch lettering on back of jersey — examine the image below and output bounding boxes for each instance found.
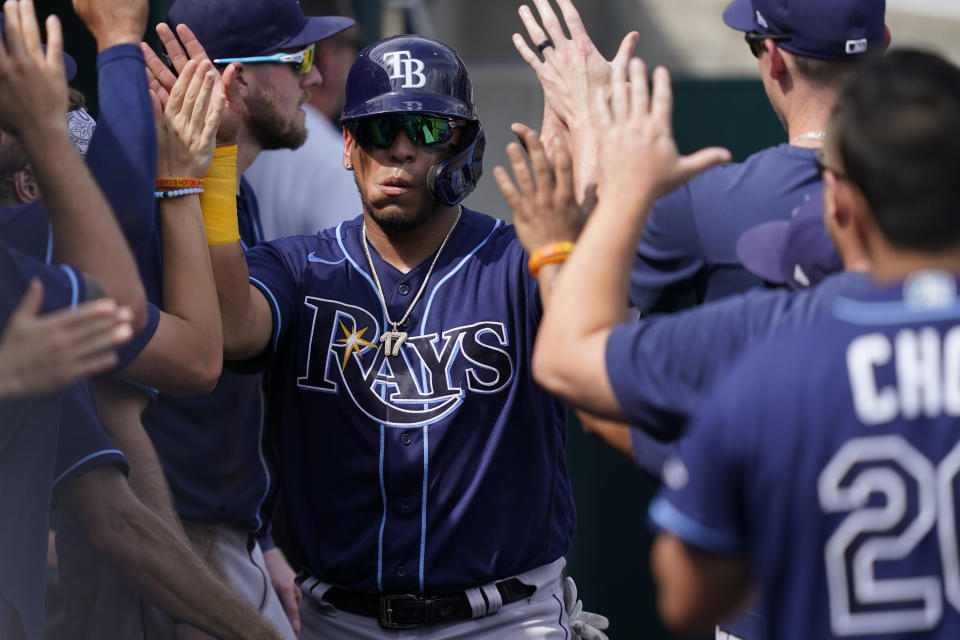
[383,50,426,88]
[296,297,513,426]
[812,324,960,636]
[847,325,960,425]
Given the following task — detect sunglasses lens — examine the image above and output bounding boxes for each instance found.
[409,116,455,146]
[297,45,315,74]
[355,115,458,148]
[366,117,400,147]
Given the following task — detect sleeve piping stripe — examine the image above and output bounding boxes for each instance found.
[53,449,125,487]
[648,496,743,553]
[250,276,282,352]
[59,265,80,309]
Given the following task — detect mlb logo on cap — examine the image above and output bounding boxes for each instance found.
[723,0,886,60]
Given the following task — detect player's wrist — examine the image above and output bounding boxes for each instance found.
[528,241,575,278]
[18,118,70,155]
[199,145,240,245]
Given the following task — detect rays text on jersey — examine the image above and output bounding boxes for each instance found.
[296,297,514,426]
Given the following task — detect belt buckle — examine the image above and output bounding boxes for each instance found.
[378,593,421,630]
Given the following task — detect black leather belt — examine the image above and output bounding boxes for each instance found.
[323,579,536,630]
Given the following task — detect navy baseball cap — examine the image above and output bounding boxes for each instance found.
[723,0,886,60]
[0,13,76,81]
[736,189,843,289]
[166,0,354,62]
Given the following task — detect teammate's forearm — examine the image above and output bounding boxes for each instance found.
[91,380,185,538]
[209,243,272,360]
[87,45,157,247]
[532,193,654,415]
[123,195,223,393]
[65,469,283,640]
[567,125,601,208]
[21,122,147,330]
[576,411,635,460]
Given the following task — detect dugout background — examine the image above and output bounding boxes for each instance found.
[39,0,911,637]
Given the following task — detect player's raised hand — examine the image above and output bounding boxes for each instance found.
[514,0,638,127]
[71,0,147,52]
[153,58,225,179]
[141,23,242,144]
[594,57,731,214]
[0,280,134,399]
[493,124,586,255]
[0,0,68,136]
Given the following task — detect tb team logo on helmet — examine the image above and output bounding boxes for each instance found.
[342,35,486,205]
[383,51,427,88]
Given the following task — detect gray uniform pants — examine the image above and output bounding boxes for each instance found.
[299,558,570,639]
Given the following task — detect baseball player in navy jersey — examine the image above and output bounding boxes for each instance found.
[128,2,357,637]
[515,0,886,313]
[204,34,591,638]
[0,4,293,637]
[647,50,960,639]
[0,242,285,640]
[0,3,297,637]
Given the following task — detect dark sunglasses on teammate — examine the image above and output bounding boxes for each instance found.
[744,31,791,58]
[350,114,466,149]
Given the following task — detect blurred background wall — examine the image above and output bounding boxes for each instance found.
[38,1,960,637]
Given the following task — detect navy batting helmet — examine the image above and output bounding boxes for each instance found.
[341,35,485,206]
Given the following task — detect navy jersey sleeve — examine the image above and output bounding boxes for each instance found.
[629,428,677,480]
[605,277,866,438]
[52,380,128,493]
[233,237,307,372]
[0,201,52,261]
[87,44,156,248]
[630,184,703,313]
[0,245,86,325]
[647,346,774,554]
[111,301,160,372]
[605,286,794,438]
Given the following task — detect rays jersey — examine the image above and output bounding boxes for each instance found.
[650,270,960,639]
[240,208,575,593]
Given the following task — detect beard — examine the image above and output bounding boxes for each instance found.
[353,171,444,234]
[244,86,308,151]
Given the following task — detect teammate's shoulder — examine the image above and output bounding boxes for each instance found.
[687,143,814,186]
[262,216,361,260]
[458,207,522,253]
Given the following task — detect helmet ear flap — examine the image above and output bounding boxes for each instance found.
[427,125,485,206]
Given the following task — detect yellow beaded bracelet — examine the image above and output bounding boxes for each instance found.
[527,241,574,278]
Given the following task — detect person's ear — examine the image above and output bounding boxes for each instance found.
[766,40,788,81]
[343,126,355,170]
[233,63,251,99]
[13,166,39,203]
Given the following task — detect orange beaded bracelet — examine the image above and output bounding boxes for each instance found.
[527,241,574,278]
[156,177,205,190]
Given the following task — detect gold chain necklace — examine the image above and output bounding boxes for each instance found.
[361,205,463,357]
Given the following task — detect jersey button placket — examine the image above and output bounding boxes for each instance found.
[398,283,410,295]
[400,432,412,446]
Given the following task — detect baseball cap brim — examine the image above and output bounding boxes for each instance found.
[737,220,791,284]
[275,15,355,53]
[722,0,756,32]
